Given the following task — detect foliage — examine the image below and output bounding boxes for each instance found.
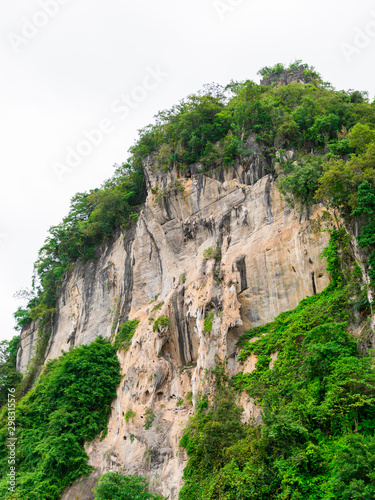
[179,273,187,285]
[179,370,246,500]
[258,61,322,85]
[124,410,136,423]
[278,155,323,208]
[114,319,140,352]
[203,247,221,261]
[153,315,170,332]
[93,472,165,500]
[258,62,286,78]
[151,302,164,313]
[179,231,375,499]
[15,62,375,340]
[0,338,121,500]
[203,311,215,334]
[0,336,22,407]
[316,124,375,214]
[186,391,193,405]
[13,307,31,331]
[17,161,146,329]
[352,181,375,282]
[143,407,156,430]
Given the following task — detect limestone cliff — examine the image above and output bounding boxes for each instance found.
[17,150,331,499]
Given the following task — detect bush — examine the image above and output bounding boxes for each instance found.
[0,336,22,407]
[151,302,164,313]
[114,319,140,352]
[203,247,221,261]
[179,385,246,500]
[13,307,31,331]
[153,316,170,333]
[203,311,215,334]
[94,472,165,500]
[143,407,156,430]
[278,156,323,208]
[124,410,136,423]
[0,337,121,500]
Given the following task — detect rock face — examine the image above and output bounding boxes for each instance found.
[260,64,314,87]
[17,152,331,499]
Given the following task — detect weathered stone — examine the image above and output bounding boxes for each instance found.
[17,156,331,499]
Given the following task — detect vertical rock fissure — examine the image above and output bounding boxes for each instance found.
[311,271,317,295]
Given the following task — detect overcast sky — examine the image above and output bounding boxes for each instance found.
[1,0,375,341]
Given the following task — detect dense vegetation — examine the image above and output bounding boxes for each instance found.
[179,231,375,499]
[93,472,165,500]
[0,338,121,500]
[0,337,22,407]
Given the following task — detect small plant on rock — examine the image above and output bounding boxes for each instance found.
[153,315,170,332]
[114,319,140,352]
[144,407,156,430]
[204,311,215,334]
[203,247,221,261]
[124,410,136,423]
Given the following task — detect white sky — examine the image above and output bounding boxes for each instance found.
[1,0,375,341]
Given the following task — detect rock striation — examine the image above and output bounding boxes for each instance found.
[17,150,331,499]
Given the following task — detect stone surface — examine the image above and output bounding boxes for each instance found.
[17,154,331,499]
[260,64,314,87]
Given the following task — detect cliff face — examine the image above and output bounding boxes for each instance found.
[260,64,313,87]
[17,150,331,499]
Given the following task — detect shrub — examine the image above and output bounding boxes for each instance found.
[93,472,165,500]
[124,410,136,423]
[0,336,22,407]
[278,156,323,208]
[179,273,187,285]
[203,311,215,334]
[151,302,164,313]
[186,391,193,405]
[144,407,156,430]
[0,337,121,500]
[203,247,221,261]
[114,319,140,352]
[13,307,31,331]
[153,316,170,333]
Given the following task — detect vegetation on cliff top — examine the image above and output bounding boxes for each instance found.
[13,61,375,336]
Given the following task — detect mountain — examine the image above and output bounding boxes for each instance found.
[2,63,375,499]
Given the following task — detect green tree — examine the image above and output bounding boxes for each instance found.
[0,337,22,407]
[278,156,322,207]
[352,181,375,282]
[0,337,121,500]
[94,472,165,500]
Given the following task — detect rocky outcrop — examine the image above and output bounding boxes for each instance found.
[260,64,314,87]
[17,152,331,499]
